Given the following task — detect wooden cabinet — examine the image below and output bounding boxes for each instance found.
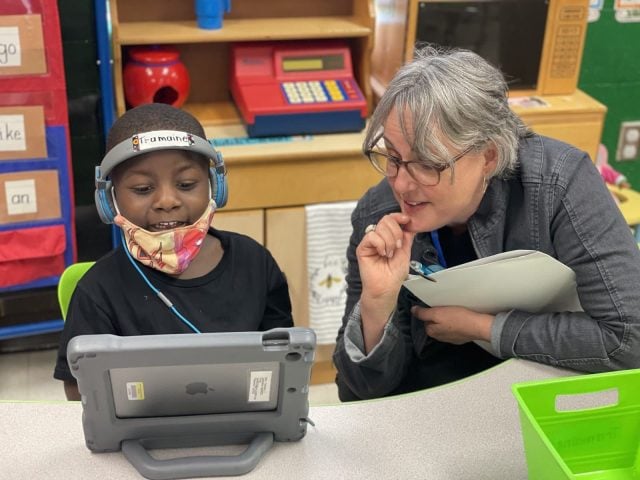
[511,90,606,161]
[108,0,375,127]
[205,124,380,211]
[265,207,338,384]
[368,0,604,160]
[214,209,264,245]
[205,124,381,383]
[209,127,380,384]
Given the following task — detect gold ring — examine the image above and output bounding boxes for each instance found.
[365,224,377,234]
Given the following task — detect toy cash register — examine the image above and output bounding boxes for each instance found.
[230,41,367,137]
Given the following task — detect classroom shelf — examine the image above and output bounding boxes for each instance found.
[116,17,372,45]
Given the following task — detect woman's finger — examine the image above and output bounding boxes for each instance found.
[359,227,392,258]
[376,214,411,255]
[372,220,399,258]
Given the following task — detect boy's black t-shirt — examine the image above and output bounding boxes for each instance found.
[54,229,293,382]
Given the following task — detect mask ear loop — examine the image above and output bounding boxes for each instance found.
[111,187,122,216]
[208,174,215,209]
[209,159,219,210]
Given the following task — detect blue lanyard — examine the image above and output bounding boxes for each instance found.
[430,230,447,269]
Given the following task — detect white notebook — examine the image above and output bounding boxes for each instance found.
[403,250,583,315]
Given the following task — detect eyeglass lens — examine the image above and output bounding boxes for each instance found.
[369,150,441,186]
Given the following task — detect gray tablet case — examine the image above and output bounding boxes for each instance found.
[67,327,316,479]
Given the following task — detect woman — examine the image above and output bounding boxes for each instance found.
[333,45,640,401]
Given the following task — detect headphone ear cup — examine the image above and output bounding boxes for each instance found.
[209,167,228,208]
[94,182,117,224]
[209,150,228,208]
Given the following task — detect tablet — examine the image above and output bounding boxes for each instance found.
[68,327,316,479]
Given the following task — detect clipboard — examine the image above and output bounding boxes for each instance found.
[403,250,583,315]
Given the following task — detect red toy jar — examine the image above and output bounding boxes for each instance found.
[123,46,190,108]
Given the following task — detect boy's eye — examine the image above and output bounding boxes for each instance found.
[131,185,153,194]
[177,181,197,190]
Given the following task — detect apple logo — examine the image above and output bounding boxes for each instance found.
[185,382,215,395]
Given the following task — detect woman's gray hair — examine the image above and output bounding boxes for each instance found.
[365,44,530,178]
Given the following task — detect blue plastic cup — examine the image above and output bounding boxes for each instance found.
[195,0,225,30]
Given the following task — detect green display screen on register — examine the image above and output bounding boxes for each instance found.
[282,54,345,73]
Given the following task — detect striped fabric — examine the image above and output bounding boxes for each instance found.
[305,201,357,344]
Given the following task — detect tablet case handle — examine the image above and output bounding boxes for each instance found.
[121,432,274,479]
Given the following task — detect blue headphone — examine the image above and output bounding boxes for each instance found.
[94,130,228,224]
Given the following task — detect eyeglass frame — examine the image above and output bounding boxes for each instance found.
[364,133,475,186]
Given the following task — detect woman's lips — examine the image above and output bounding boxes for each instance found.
[402,200,428,213]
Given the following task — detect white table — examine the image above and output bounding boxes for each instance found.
[2,359,573,479]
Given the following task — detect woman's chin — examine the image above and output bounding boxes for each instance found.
[402,208,451,233]
[403,218,436,234]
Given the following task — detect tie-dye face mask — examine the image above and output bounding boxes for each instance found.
[114,199,216,275]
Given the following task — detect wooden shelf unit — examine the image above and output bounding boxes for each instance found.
[108,0,375,128]
[511,89,606,161]
[116,18,372,45]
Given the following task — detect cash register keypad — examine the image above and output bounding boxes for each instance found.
[282,80,360,104]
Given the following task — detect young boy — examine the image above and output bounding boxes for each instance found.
[54,103,293,400]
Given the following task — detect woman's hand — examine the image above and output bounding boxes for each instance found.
[357,213,416,300]
[411,306,494,344]
[356,213,416,351]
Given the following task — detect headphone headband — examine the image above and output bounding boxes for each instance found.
[99,130,223,180]
[94,129,228,224]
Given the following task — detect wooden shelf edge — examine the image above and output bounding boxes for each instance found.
[116,17,372,45]
[180,101,367,164]
[182,101,241,126]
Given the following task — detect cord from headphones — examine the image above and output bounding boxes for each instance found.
[120,232,202,334]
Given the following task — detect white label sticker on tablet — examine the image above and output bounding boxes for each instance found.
[248,371,272,402]
[126,382,145,400]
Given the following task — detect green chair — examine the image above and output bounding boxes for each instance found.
[57,262,95,320]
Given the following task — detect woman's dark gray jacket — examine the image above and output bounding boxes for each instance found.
[334,134,640,400]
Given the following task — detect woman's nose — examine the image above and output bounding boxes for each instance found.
[391,163,418,193]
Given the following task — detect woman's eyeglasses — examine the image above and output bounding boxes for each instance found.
[365,136,473,186]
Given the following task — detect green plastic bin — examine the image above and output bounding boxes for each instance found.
[512,369,640,479]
